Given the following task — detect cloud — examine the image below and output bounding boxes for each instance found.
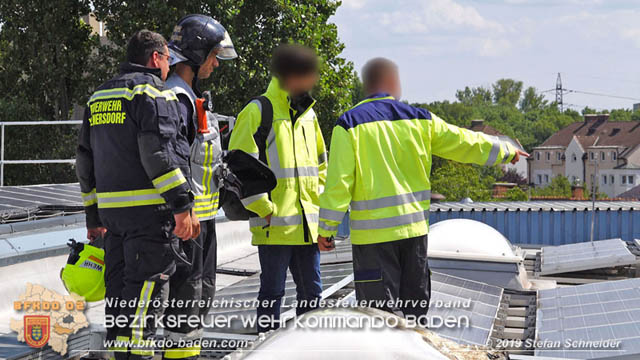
[378,0,504,34]
[342,0,367,10]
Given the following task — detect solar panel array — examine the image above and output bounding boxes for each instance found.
[540,239,637,275]
[536,278,640,359]
[0,183,82,220]
[427,272,503,346]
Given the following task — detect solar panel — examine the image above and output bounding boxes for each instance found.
[539,239,638,275]
[0,183,82,221]
[427,272,503,346]
[206,262,354,334]
[536,278,640,359]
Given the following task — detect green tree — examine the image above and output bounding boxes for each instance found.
[0,0,100,185]
[492,78,523,107]
[93,0,356,142]
[430,161,499,202]
[455,86,492,107]
[504,187,528,201]
[531,175,572,197]
[519,86,547,112]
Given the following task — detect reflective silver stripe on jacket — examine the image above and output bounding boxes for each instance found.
[266,127,319,179]
[249,214,305,227]
[350,190,431,211]
[484,135,501,166]
[319,208,345,222]
[502,143,512,163]
[319,220,338,232]
[350,210,430,230]
[241,193,268,207]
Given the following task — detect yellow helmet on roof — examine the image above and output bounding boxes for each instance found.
[60,239,105,302]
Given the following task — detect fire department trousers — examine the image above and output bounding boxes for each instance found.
[352,234,431,324]
[162,218,217,360]
[103,208,177,360]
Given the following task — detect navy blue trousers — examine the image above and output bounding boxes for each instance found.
[256,244,322,332]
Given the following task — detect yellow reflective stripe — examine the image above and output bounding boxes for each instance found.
[152,169,186,194]
[131,349,154,356]
[109,335,129,352]
[205,143,215,194]
[352,96,395,109]
[194,202,219,211]
[202,142,211,194]
[81,188,97,206]
[97,188,165,208]
[164,346,201,359]
[195,210,218,218]
[88,84,178,104]
[131,280,155,345]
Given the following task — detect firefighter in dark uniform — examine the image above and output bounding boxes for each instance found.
[76,30,199,360]
[161,15,237,359]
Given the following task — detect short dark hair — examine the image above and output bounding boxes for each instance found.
[271,44,319,79]
[126,30,168,66]
[362,57,398,92]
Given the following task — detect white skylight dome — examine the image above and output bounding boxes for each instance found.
[428,219,522,263]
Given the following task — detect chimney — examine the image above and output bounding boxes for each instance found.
[470,119,484,128]
[584,113,609,126]
[493,182,517,197]
[572,185,585,199]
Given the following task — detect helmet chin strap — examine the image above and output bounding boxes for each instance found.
[190,65,202,97]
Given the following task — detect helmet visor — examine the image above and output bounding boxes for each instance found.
[215,31,238,60]
[168,47,189,66]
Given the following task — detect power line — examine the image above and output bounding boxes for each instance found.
[567,90,640,102]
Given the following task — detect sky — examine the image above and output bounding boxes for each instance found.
[330,0,640,111]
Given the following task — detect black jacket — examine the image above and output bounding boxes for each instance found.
[76,62,192,227]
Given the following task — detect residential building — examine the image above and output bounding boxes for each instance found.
[529,114,640,197]
[467,119,527,180]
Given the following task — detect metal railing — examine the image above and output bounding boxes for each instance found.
[0,120,82,186]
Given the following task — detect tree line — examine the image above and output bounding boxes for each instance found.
[1,1,637,200]
[0,0,355,185]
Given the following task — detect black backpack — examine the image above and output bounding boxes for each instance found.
[219,96,274,221]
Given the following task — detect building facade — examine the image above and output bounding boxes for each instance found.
[529,114,640,197]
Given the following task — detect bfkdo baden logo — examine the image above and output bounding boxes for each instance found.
[10,283,89,355]
[23,315,50,348]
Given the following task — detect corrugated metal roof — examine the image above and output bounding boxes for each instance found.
[430,201,640,212]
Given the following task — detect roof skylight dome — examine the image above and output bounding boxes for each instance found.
[428,218,521,263]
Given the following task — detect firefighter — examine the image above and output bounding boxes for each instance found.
[317,58,528,321]
[228,44,327,332]
[162,15,237,358]
[76,30,199,360]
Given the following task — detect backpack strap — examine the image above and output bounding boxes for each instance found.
[251,96,273,164]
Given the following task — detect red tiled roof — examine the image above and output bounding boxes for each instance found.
[540,114,640,149]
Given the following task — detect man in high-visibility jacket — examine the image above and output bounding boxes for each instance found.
[317,58,527,321]
[76,30,199,359]
[228,44,327,332]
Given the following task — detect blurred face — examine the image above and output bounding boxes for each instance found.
[384,69,402,100]
[283,72,319,96]
[197,49,220,80]
[149,45,171,81]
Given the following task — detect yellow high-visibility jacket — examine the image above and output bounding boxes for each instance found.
[318,93,517,245]
[228,77,327,245]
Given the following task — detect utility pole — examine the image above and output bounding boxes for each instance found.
[556,73,564,112]
[590,158,597,243]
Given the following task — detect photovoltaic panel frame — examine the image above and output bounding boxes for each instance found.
[427,272,504,346]
[539,239,638,275]
[536,278,640,359]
